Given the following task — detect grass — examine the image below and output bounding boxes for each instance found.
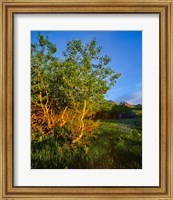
[31,119,142,169]
[117,108,142,132]
[101,116,142,132]
[116,118,142,132]
[133,109,142,115]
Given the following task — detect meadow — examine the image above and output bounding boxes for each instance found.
[31,105,142,169]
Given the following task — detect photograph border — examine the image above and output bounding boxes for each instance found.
[0,0,172,199]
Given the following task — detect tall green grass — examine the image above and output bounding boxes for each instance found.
[31,121,142,169]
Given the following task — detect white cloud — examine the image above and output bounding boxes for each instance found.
[126,91,142,105]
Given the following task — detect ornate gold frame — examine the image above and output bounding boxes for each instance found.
[0,0,172,199]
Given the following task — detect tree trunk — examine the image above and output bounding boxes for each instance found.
[72,99,86,144]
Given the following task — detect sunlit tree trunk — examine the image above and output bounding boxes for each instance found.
[72,99,86,144]
[59,106,68,128]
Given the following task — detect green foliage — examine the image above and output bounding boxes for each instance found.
[32,34,120,111]
[31,33,58,104]
[57,38,121,111]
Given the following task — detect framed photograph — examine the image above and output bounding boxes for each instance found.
[0,0,172,199]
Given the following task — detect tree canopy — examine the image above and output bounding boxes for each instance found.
[31,33,121,144]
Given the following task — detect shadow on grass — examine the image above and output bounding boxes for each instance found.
[101,117,142,132]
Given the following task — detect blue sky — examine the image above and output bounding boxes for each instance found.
[31,31,142,105]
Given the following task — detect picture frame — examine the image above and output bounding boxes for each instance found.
[0,0,172,199]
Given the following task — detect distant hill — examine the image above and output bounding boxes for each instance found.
[111,101,142,109]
